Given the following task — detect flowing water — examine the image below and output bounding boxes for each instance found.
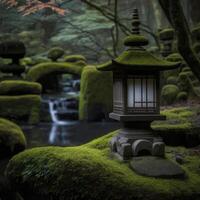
[22,76,120,148]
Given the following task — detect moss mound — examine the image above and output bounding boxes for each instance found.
[6,131,200,200]
[159,28,175,41]
[47,47,65,61]
[166,76,177,84]
[0,118,26,158]
[166,53,183,62]
[64,55,86,63]
[79,66,112,121]
[0,80,42,95]
[161,84,179,105]
[176,92,188,101]
[0,95,41,124]
[26,62,83,82]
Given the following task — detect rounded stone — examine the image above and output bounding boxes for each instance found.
[130,156,185,179]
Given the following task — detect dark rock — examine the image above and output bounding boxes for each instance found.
[130,156,185,179]
[175,153,185,165]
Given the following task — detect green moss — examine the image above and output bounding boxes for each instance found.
[152,107,195,132]
[20,57,33,67]
[161,84,179,105]
[0,118,26,157]
[166,76,177,84]
[181,67,191,72]
[166,53,183,62]
[0,80,42,95]
[47,47,65,61]
[79,66,113,121]
[6,131,200,200]
[176,91,188,101]
[0,95,41,124]
[124,35,149,46]
[159,28,175,41]
[64,55,87,63]
[25,62,83,82]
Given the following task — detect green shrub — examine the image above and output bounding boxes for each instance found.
[26,62,83,82]
[161,84,179,105]
[47,47,65,61]
[159,28,174,41]
[79,66,113,121]
[0,64,25,76]
[166,76,177,84]
[0,80,42,95]
[0,95,41,124]
[0,118,26,158]
[176,91,188,101]
[64,55,86,63]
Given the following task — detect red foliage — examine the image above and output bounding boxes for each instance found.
[0,0,67,16]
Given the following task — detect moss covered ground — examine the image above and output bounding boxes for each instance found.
[6,130,200,200]
[0,95,41,124]
[152,107,199,132]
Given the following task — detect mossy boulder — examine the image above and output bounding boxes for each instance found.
[159,28,175,41]
[79,66,112,121]
[166,53,183,62]
[64,55,86,63]
[176,91,188,101]
[0,118,26,158]
[26,62,83,82]
[47,47,65,61]
[161,84,179,105]
[0,80,42,95]
[166,76,177,84]
[6,131,200,200]
[0,95,41,124]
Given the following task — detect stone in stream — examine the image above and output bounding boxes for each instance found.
[130,156,185,179]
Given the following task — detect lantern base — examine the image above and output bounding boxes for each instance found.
[110,123,165,160]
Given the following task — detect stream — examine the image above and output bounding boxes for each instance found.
[22,76,120,148]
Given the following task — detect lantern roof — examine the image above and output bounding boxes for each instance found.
[97,9,180,72]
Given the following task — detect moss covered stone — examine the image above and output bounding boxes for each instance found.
[0,80,42,95]
[26,62,83,82]
[176,91,188,101]
[166,53,183,62]
[0,95,41,124]
[159,28,175,41]
[6,130,200,200]
[47,47,65,61]
[64,55,87,63]
[166,76,177,84]
[161,84,179,105]
[0,118,26,158]
[124,35,149,46]
[79,66,112,121]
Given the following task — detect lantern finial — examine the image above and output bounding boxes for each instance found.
[123,8,149,47]
[132,8,140,35]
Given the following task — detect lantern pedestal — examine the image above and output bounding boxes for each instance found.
[110,113,166,160]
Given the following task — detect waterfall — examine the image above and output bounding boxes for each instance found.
[48,99,68,125]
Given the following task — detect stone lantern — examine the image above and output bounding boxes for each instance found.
[97,9,180,160]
